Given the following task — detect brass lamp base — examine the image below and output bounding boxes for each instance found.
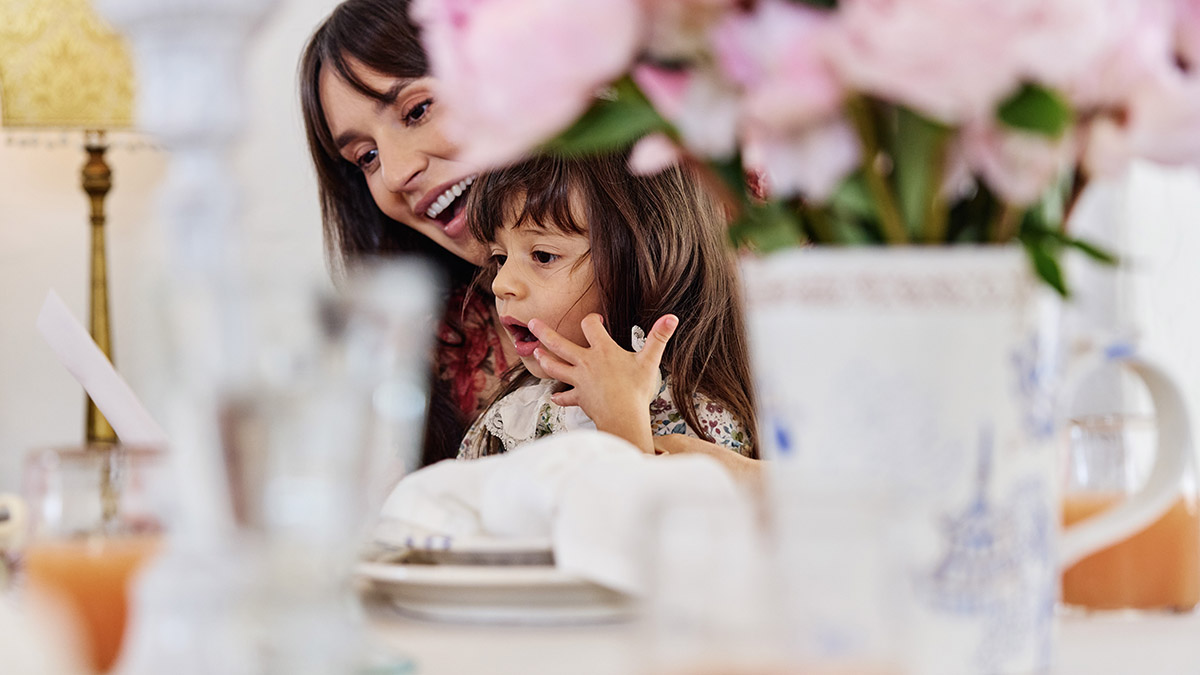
[82,129,118,446]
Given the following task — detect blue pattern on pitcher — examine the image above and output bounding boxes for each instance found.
[1012,332,1061,442]
[919,427,1055,672]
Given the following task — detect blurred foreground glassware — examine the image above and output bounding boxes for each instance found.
[1062,414,1200,611]
[770,482,911,675]
[220,259,438,674]
[641,494,791,675]
[19,446,167,674]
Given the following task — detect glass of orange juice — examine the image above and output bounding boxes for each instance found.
[19,445,167,673]
[1061,414,1200,611]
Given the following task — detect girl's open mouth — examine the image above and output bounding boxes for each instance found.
[503,319,540,358]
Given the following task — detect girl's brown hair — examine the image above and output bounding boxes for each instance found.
[467,152,758,457]
[299,0,478,465]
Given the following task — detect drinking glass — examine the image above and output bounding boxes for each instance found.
[1061,414,1200,611]
[769,482,912,675]
[641,493,791,675]
[19,445,168,673]
[215,260,438,674]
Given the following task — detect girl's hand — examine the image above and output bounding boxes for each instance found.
[527,313,678,454]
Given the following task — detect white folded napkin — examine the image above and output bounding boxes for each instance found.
[376,430,744,595]
[36,291,168,447]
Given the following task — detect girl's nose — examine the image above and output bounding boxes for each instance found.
[491,259,522,299]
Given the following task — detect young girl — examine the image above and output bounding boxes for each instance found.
[458,151,758,460]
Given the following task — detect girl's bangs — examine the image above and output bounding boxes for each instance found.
[473,157,592,243]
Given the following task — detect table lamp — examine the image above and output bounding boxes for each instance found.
[0,0,136,445]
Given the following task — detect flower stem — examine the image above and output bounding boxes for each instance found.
[846,96,908,245]
[802,203,837,244]
[989,203,1021,243]
[921,133,951,244]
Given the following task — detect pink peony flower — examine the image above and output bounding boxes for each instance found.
[743,118,860,202]
[1070,0,1200,175]
[1083,77,1200,176]
[634,63,741,158]
[826,0,1109,124]
[956,122,1076,206]
[628,133,682,175]
[712,0,843,130]
[641,0,736,61]
[412,0,643,167]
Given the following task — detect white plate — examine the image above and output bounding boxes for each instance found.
[370,520,555,565]
[357,561,636,625]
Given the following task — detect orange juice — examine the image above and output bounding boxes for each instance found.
[1062,494,1200,611]
[24,536,162,673]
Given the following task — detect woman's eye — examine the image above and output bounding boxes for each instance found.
[404,98,433,126]
[532,251,559,264]
[354,149,378,170]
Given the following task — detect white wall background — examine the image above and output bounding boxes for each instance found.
[0,0,337,491]
[1,1,1198,493]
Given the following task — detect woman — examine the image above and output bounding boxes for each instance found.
[299,0,762,485]
[300,0,516,465]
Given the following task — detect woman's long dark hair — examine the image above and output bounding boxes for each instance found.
[300,0,478,465]
[467,152,758,458]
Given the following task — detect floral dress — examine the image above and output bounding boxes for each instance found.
[457,375,753,460]
[433,287,511,422]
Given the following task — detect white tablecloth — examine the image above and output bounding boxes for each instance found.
[367,602,1200,675]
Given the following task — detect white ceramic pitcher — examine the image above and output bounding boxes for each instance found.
[741,247,1192,675]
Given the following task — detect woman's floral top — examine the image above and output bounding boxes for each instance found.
[457,376,753,460]
[433,287,511,422]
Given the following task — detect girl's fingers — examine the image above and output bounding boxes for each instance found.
[533,347,576,384]
[578,313,615,349]
[550,388,581,408]
[528,318,584,365]
[639,314,678,368]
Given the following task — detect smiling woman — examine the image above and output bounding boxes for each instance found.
[299,0,516,465]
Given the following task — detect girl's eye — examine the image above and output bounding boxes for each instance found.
[354,149,378,171]
[404,98,433,126]
[490,253,508,267]
[532,250,559,264]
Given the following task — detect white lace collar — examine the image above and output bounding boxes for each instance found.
[482,379,596,452]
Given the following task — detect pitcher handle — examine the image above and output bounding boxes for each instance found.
[1059,349,1194,568]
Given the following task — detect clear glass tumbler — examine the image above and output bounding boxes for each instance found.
[1061,413,1200,611]
[20,446,168,673]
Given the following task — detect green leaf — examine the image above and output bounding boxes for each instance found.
[1021,236,1069,297]
[997,83,1073,138]
[729,201,805,252]
[541,77,671,155]
[1019,210,1119,266]
[709,154,750,206]
[892,107,951,239]
[829,172,876,222]
[1065,237,1119,265]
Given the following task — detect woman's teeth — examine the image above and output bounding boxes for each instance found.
[425,175,476,219]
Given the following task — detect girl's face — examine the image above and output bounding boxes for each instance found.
[489,221,602,380]
[319,59,486,264]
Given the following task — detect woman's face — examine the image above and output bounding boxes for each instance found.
[319,59,486,264]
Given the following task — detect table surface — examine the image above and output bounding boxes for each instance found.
[367,599,1200,675]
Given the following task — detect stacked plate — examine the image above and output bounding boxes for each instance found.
[356,533,636,625]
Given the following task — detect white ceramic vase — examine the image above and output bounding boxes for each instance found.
[741,247,1192,674]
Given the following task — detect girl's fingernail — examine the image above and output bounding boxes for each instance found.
[665,315,678,331]
[533,348,541,359]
